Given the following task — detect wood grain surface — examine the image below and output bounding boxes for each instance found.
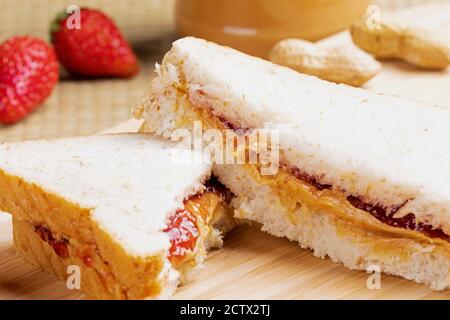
[1,3,450,300]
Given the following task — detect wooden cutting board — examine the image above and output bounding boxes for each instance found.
[1,3,450,300]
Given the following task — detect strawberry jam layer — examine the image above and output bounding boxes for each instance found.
[347,196,450,241]
[286,164,450,242]
[204,176,233,203]
[163,178,231,264]
[34,225,69,258]
[164,209,198,262]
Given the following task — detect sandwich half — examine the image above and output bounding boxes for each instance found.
[0,134,234,299]
[134,37,450,290]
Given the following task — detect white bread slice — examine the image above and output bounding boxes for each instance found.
[0,134,229,299]
[134,37,450,235]
[134,37,450,290]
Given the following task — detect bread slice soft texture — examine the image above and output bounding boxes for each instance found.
[134,37,450,290]
[0,133,233,299]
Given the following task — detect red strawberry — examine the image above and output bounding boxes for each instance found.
[0,36,59,124]
[51,8,139,78]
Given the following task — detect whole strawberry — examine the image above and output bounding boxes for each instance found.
[0,36,59,124]
[51,8,139,78]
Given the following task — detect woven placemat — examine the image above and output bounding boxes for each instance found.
[0,38,176,142]
[0,0,175,142]
[0,0,446,142]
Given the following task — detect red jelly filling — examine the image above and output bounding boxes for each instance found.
[163,209,198,262]
[347,196,450,241]
[34,226,69,258]
[163,178,231,262]
[287,164,450,241]
[205,176,233,203]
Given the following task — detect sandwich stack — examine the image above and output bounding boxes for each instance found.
[1,36,450,299]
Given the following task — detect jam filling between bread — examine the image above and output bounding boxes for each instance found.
[346,196,450,241]
[164,177,232,267]
[284,162,449,241]
[33,225,110,269]
[164,209,198,261]
[286,165,450,242]
[33,224,125,297]
[34,225,69,258]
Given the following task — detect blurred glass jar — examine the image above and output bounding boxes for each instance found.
[176,0,372,58]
